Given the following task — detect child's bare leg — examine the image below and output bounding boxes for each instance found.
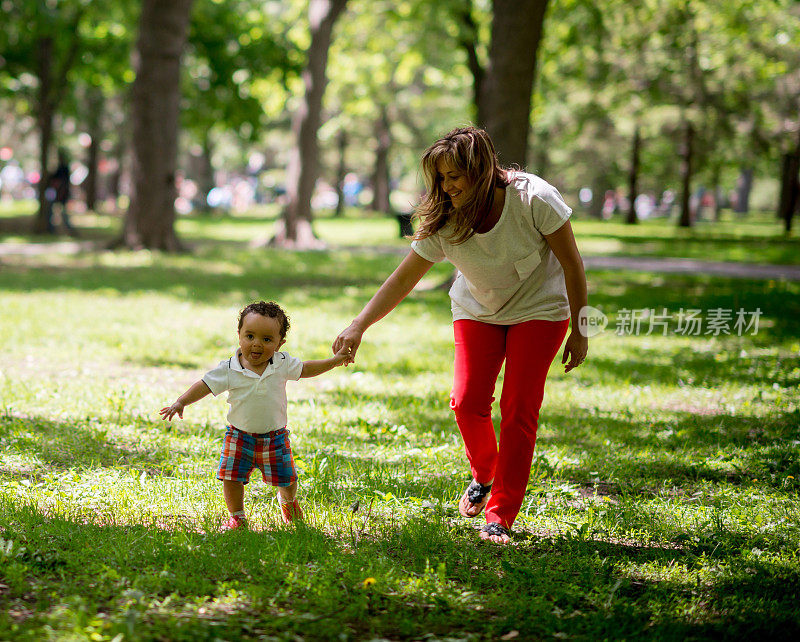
[277,481,302,522]
[276,480,298,504]
[223,480,245,516]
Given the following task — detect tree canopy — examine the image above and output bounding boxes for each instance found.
[1,0,798,244]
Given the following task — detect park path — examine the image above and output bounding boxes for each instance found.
[581,255,800,281]
[1,238,800,281]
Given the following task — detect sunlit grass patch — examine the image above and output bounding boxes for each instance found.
[1,218,799,639]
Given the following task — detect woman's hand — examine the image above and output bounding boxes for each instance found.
[561,330,588,372]
[333,322,365,363]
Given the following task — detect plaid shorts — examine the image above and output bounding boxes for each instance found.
[217,426,297,487]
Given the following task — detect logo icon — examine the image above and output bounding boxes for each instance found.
[578,306,608,338]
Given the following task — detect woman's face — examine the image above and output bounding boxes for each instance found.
[436,159,472,208]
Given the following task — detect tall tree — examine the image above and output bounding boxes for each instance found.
[478,0,549,168]
[182,0,298,211]
[325,0,472,219]
[778,128,800,233]
[451,0,549,167]
[0,0,88,233]
[62,4,137,213]
[274,0,348,247]
[120,0,194,250]
[371,103,392,213]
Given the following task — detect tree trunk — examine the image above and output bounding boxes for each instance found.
[120,0,194,251]
[371,105,392,214]
[589,173,605,219]
[734,166,753,215]
[198,133,215,213]
[108,121,125,210]
[34,36,55,233]
[478,0,549,168]
[626,125,640,224]
[678,120,694,228]
[457,0,484,125]
[31,9,84,232]
[778,150,800,234]
[104,94,127,210]
[277,0,348,247]
[531,128,550,177]
[84,89,103,212]
[710,163,722,222]
[334,129,347,217]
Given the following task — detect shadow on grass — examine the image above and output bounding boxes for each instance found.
[2,500,799,640]
[587,271,800,339]
[544,406,800,450]
[580,231,800,266]
[538,406,800,486]
[0,256,381,303]
[4,398,798,505]
[0,413,210,478]
[582,348,800,388]
[0,241,427,309]
[2,236,799,339]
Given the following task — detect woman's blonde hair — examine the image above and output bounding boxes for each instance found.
[413,126,510,245]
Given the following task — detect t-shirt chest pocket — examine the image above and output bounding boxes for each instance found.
[464,250,541,290]
[514,252,541,280]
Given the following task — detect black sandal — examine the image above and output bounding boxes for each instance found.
[480,522,511,540]
[458,480,492,518]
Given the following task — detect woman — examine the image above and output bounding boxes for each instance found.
[333,126,588,544]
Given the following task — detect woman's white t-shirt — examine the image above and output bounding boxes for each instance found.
[410,172,572,325]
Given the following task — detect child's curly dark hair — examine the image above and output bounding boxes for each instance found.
[238,301,290,339]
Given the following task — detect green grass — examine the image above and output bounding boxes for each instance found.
[0,206,799,640]
[1,199,798,263]
[574,212,800,265]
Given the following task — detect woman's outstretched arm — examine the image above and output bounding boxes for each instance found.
[333,249,434,361]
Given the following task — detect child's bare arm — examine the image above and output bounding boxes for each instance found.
[300,345,352,379]
[159,380,212,421]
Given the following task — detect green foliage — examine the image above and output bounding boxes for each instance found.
[537,0,800,193]
[0,213,799,639]
[183,0,301,141]
[0,0,134,110]
[321,0,477,186]
[2,0,798,221]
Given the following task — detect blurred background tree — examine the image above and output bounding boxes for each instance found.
[0,0,798,247]
[0,0,128,232]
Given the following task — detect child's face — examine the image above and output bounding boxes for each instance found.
[238,312,285,369]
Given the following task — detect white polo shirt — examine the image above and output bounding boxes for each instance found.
[411,172,571,325]
[202,350,303,433]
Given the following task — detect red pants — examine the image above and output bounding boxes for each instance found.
[450,317,569,528]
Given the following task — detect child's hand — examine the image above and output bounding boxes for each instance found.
[159,401,185,421]
[334,344,353,366]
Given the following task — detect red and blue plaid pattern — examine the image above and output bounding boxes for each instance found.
[217,426,297,487]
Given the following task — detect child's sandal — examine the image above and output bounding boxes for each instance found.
[280,499,303,524]
[458,480,492,518]
[221,515,248,532]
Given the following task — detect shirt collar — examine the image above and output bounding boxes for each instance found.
[231,349,276,378]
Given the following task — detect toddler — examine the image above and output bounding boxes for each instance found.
[160,300,350,530]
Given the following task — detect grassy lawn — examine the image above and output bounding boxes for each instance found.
[1,199,799,264]
[1,205,799,640]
